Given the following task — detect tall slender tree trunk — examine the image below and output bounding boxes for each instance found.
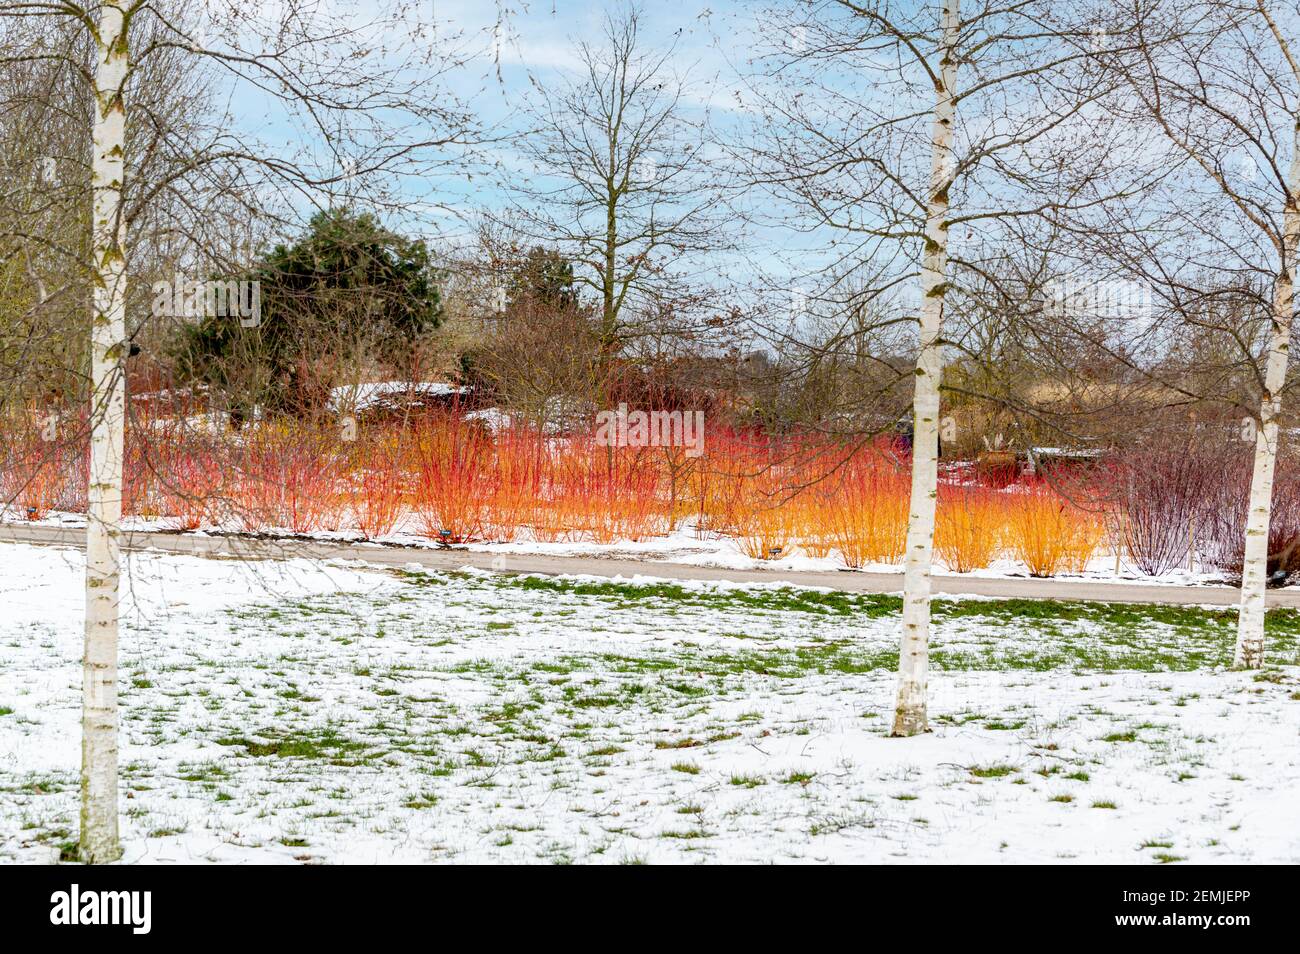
[603,192,618,351]
[599,178,619,396]
[81,0,129,864]
[892,0,959,737]
[1235,136,1300,670]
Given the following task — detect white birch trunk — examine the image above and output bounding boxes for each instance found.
[81,0,129,864]
[892,0,959,737]
[1235,138,1300,669]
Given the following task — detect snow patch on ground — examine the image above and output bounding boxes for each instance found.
[1,543,1296,864]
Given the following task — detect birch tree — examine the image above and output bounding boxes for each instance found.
[1,0,486,861]
[80,0,131,864]
[1088,0,1300,667]
[746,0,1131,733]
[1200,2,1299,669]
[894,0,959,738]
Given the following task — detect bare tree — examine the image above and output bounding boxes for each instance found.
[504,3,730,378]
[0,0,485,861]
[1085,0,1300,668]
[79,0,130,865]
[745,0,1136,734]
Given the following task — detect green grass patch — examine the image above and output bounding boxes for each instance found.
[215,727,368,763]
[970,764,1017,779]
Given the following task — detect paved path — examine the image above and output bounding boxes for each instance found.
[2,521,1290,608]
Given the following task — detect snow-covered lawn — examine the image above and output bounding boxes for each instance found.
[0,542,1297,864]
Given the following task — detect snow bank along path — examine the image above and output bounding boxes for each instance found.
[4,522,1298,609]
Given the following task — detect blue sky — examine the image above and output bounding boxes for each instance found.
[420,0,757,229]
